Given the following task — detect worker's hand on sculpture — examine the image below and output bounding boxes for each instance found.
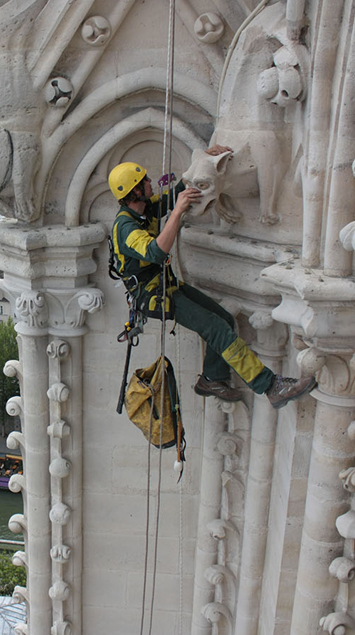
[174,187,202,215]
[205,144,233,157]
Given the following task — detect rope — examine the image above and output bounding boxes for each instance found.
[139,395,156,635]
[145,3,177,633]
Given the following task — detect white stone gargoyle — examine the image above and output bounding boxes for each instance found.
[182,136,289,226]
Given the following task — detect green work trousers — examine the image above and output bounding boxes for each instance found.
[169,283,275,394]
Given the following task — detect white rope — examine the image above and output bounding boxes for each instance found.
[145,2,176,633]
[162,0,176,186]
[139,397,155,635]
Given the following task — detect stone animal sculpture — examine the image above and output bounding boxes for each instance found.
[183,4,309,229]
[182,133,291,226]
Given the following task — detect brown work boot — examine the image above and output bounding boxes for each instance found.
[194,375,243,402]
[265,375,317,410]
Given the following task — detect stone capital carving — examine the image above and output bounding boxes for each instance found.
[16,290,48,331]
[44,287,105,334]
[67,288,105,326]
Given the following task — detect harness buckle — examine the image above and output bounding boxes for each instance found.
[124,275,139,293]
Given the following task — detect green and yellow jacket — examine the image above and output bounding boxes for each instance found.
[111,182,185,295]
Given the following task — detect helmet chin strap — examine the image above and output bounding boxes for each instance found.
[133,181,147,203]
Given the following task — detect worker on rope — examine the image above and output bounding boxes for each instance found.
[109,146,317,410]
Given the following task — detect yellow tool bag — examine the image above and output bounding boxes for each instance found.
[124,355,185,452]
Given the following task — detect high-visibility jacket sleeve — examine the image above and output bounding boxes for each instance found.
[114,215,167,265]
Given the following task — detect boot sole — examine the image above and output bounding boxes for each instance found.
[271,379,318,410]
[194,387,243,402]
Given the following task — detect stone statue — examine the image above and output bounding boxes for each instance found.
[183,2,308,232]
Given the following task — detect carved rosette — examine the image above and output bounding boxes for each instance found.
[194,13,224,43]
[45,77,73,108]
[81,16,111,45]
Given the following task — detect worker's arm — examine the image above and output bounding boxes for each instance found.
[156,188,202,254]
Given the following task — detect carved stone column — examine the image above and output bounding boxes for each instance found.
[234,313,288,635]
[0,223,105,635]
[191,399,228,635]
[290,349,355,635]
[261,260,355,635]
[8,293,52,635]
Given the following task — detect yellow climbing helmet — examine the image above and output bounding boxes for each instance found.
[108,162,147,200]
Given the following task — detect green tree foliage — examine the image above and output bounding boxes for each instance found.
[0,318,19,428]
[0,551,26,595]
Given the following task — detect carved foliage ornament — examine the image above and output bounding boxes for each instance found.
[14,288,104,332]
[16,291,48,329]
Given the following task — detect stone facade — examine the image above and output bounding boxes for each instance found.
[0,1,355,634]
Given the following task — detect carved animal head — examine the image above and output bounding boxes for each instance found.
[182,149,232,217]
